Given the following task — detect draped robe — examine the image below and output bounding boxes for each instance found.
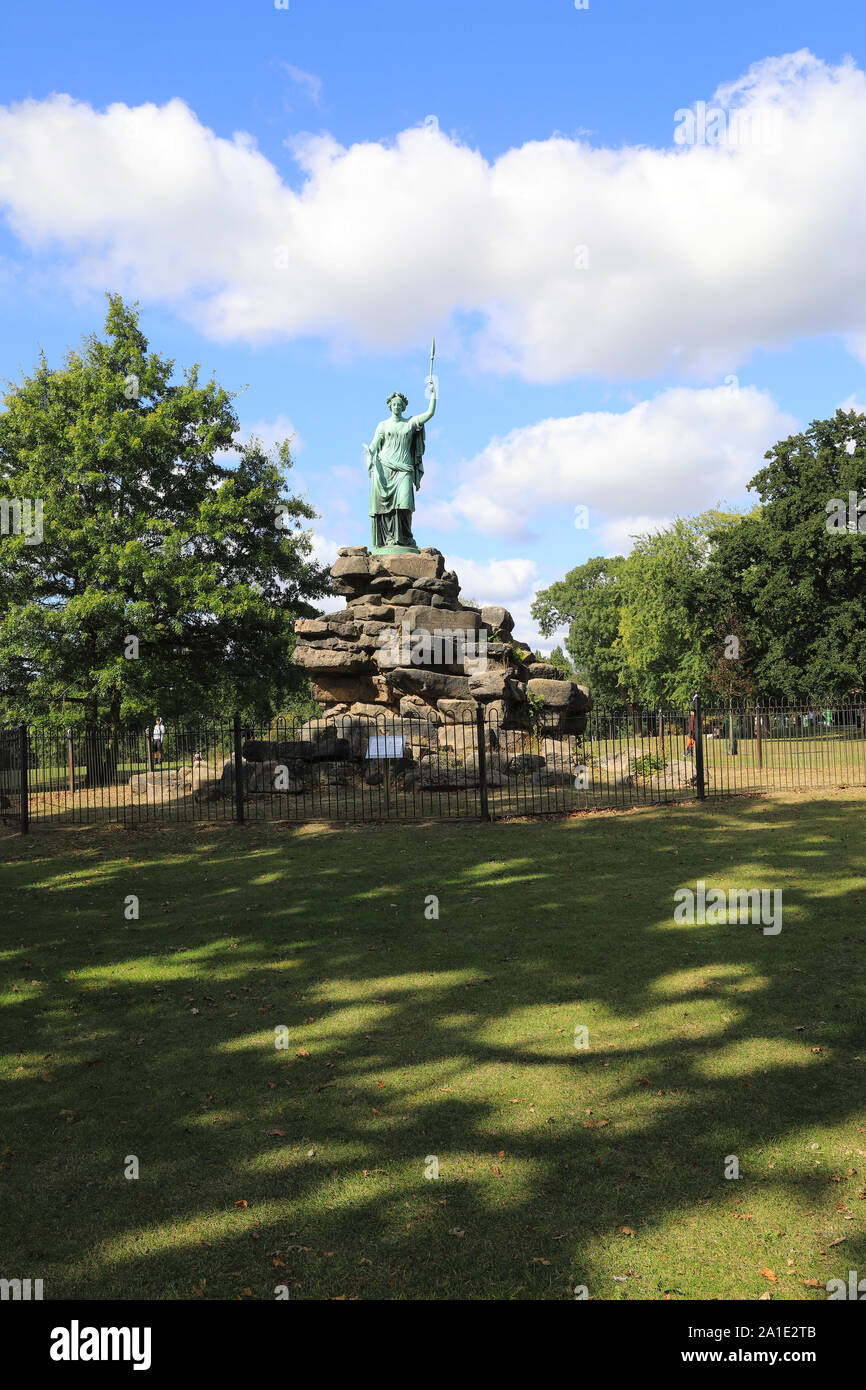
[367,414,425,549]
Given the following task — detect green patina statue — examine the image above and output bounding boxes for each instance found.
[363,354,437,554]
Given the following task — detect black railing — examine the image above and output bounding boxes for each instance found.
[2,698,864,833]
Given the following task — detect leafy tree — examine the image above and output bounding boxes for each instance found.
[532,556,629,703]
[707,410,866,699]
[616,511,743,706]
[0,296,329,731]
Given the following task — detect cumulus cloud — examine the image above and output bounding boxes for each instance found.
[443,385,796,539]
[596,515,674,557]
[443,554,539,604]
[1,52,866,377]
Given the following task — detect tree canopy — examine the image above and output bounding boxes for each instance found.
[0,296,328,724]
[532,412,866,705]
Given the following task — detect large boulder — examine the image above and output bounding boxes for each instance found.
[368,573,414,593]
[437,698,478,723]
[294,616,360,641]
[399,695,441,722]
[295,726,353,761]
[413,574,460,597]
[532,767,577,788]
[243,736,351,764]
[481,605,515,634]
[525,662,564,681]
[292,646,375,674]
[526,678,591,711]
[194,777,225,803]
[460,755,509,788]
[311,675,392,705]
[526,679,592,735]
[390,668,472,701]
[219,761,257,793]
[417,764,479,791]
[467,671,523,702]
[590,754,632,788]
[506,753,545,775]
[436,723,480,758]
[403,606,480,633]
[350,604,397,623]
[330,555,371,583]
[373,551,445,580]
[247,761,304,794]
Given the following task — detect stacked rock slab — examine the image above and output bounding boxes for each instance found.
[291,547,592,736]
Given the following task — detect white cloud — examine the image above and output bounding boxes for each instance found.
[280,64,323,109]
[444,385,796,539]
[443,554,539,604]
[441,554,549,650]
[596,515,674,557]
[1,52,866,377]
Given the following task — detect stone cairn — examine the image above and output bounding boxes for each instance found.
[281,546,593,792]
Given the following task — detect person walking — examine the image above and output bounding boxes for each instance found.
[151,716,166,765]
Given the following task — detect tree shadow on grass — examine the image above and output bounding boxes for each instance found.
[1,795,865,1300]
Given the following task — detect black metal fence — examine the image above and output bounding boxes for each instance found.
[2,698,865,833]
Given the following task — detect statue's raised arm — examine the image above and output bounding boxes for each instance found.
[412,379,437,428]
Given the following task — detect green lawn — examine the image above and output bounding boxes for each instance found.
[2,792,865,1301]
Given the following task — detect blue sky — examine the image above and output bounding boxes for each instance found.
[1,0,865,646]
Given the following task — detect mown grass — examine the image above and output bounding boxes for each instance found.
[1,791,865,1301]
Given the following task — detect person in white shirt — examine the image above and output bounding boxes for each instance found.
[151,717,166,765]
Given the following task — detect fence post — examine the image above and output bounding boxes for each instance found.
[19,722,29,835]
[693,694,705,801]
[475,706,490,821]
[755,703,762,771]
[232,712,245,824]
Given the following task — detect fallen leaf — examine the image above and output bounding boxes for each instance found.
[760,1268,777,1282]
